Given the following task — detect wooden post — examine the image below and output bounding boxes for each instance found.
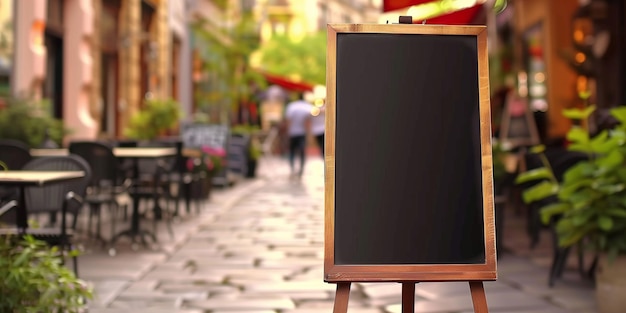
[333,283,351,313]
[469,281,489,313]
[402,282,416,313]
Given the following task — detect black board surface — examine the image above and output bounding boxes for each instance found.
[333,33,485,265]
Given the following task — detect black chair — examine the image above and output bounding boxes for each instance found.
[545,151,597,286]
[131,140,176,239]
[152,139,203,216]
[68,141,130,246]
[0,155,92,276]
[0,139,33,220]
[523,148,595,286]
[0,139,33,170]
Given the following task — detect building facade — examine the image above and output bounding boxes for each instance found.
[7,0,181,141]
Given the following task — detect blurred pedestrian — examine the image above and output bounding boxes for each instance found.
[285,93,313,178]
[311,102,325,158]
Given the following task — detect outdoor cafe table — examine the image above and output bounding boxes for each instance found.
[0,171,85,232]
[31,147,197,158]
[106,147,177,250]
[31,147,177,249]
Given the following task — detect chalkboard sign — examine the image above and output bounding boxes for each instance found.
[181,123,229,149]
[325,24,496,283]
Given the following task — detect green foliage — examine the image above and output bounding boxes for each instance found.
[0,96,70,148]
[231,124,262,160]
[256,31,327,86]
[124,98,182,140]
[516,106,626,258]
[191,12,267,121]
[492,141,508,183]
[0,235,93,312]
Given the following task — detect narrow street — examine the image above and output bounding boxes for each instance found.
[81,157,596,313]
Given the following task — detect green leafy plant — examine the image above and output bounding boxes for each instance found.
[0,96,70,147]
[124,98,182,140]
[0,235,93,312]
[231,124,262,161]
[516,105,626,261]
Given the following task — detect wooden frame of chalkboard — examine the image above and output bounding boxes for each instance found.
[324,24,496,283]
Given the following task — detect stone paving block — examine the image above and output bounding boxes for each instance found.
[549,290,597,311]
[258,257,322,269]
[359,283,403,299]
[413,282,473,298]
[285,308,383,313]
[89,280,129,308]
[108,299,181,310]
[125,279,160,292]
[89,309,204,313]
[460,308,573,313]
[117,290,188,300]
[244,280,336,293]
[158,282,239,295]
[387,290,556,313]
[184,295,296,310]
[186,255,256,267]
[296,299,371,310]
[196,267,295,278]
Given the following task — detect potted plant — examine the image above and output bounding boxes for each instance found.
[0,235,93,312]
[186,145,226,199]
[124,98,182,140]
[246,135,262,178]
[516,106,626,313]
[0,96,70,147]
[231,124,262,178]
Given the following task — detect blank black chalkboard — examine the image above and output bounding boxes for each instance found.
[324,24,496,283]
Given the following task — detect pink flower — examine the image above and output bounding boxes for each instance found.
[201,146,226,157]
[186,158,195,171]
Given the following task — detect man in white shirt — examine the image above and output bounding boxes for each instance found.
[311,105,325,158]
[285,96,313,177]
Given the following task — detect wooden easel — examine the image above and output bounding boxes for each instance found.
[332,281,489,313]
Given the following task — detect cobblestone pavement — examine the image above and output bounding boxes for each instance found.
[79,156,598,313]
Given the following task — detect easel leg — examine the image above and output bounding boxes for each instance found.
[333,282,351,313]
[469,281,489,313]
[402,282,415,313]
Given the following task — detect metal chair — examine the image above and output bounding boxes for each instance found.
[0,139,33,219]
[68,141,130,246]
[0,155,92,276]
[0,139,33,170]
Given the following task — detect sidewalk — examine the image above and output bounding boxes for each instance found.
[81,156,597,313]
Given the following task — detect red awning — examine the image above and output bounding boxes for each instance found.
[383,0,483,25]
[261,72,314,93]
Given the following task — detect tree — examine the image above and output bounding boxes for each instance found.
[255,31,327,86]
[191,10,266,124]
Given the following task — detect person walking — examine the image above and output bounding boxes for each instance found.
[285,94,313,178]
[311,104,325,158]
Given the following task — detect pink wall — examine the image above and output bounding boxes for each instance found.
[63,0,97,142]
[12,0,46,98]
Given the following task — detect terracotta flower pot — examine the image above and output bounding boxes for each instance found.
[595,254,626,313]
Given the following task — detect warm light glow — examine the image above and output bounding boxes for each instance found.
[311,107,320,117]
[575,52,586,64]
[573,30,584,43]
[577,75,588,94]
[314,98,324,107]
[534,72,545,83]
[31,20,46,52]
